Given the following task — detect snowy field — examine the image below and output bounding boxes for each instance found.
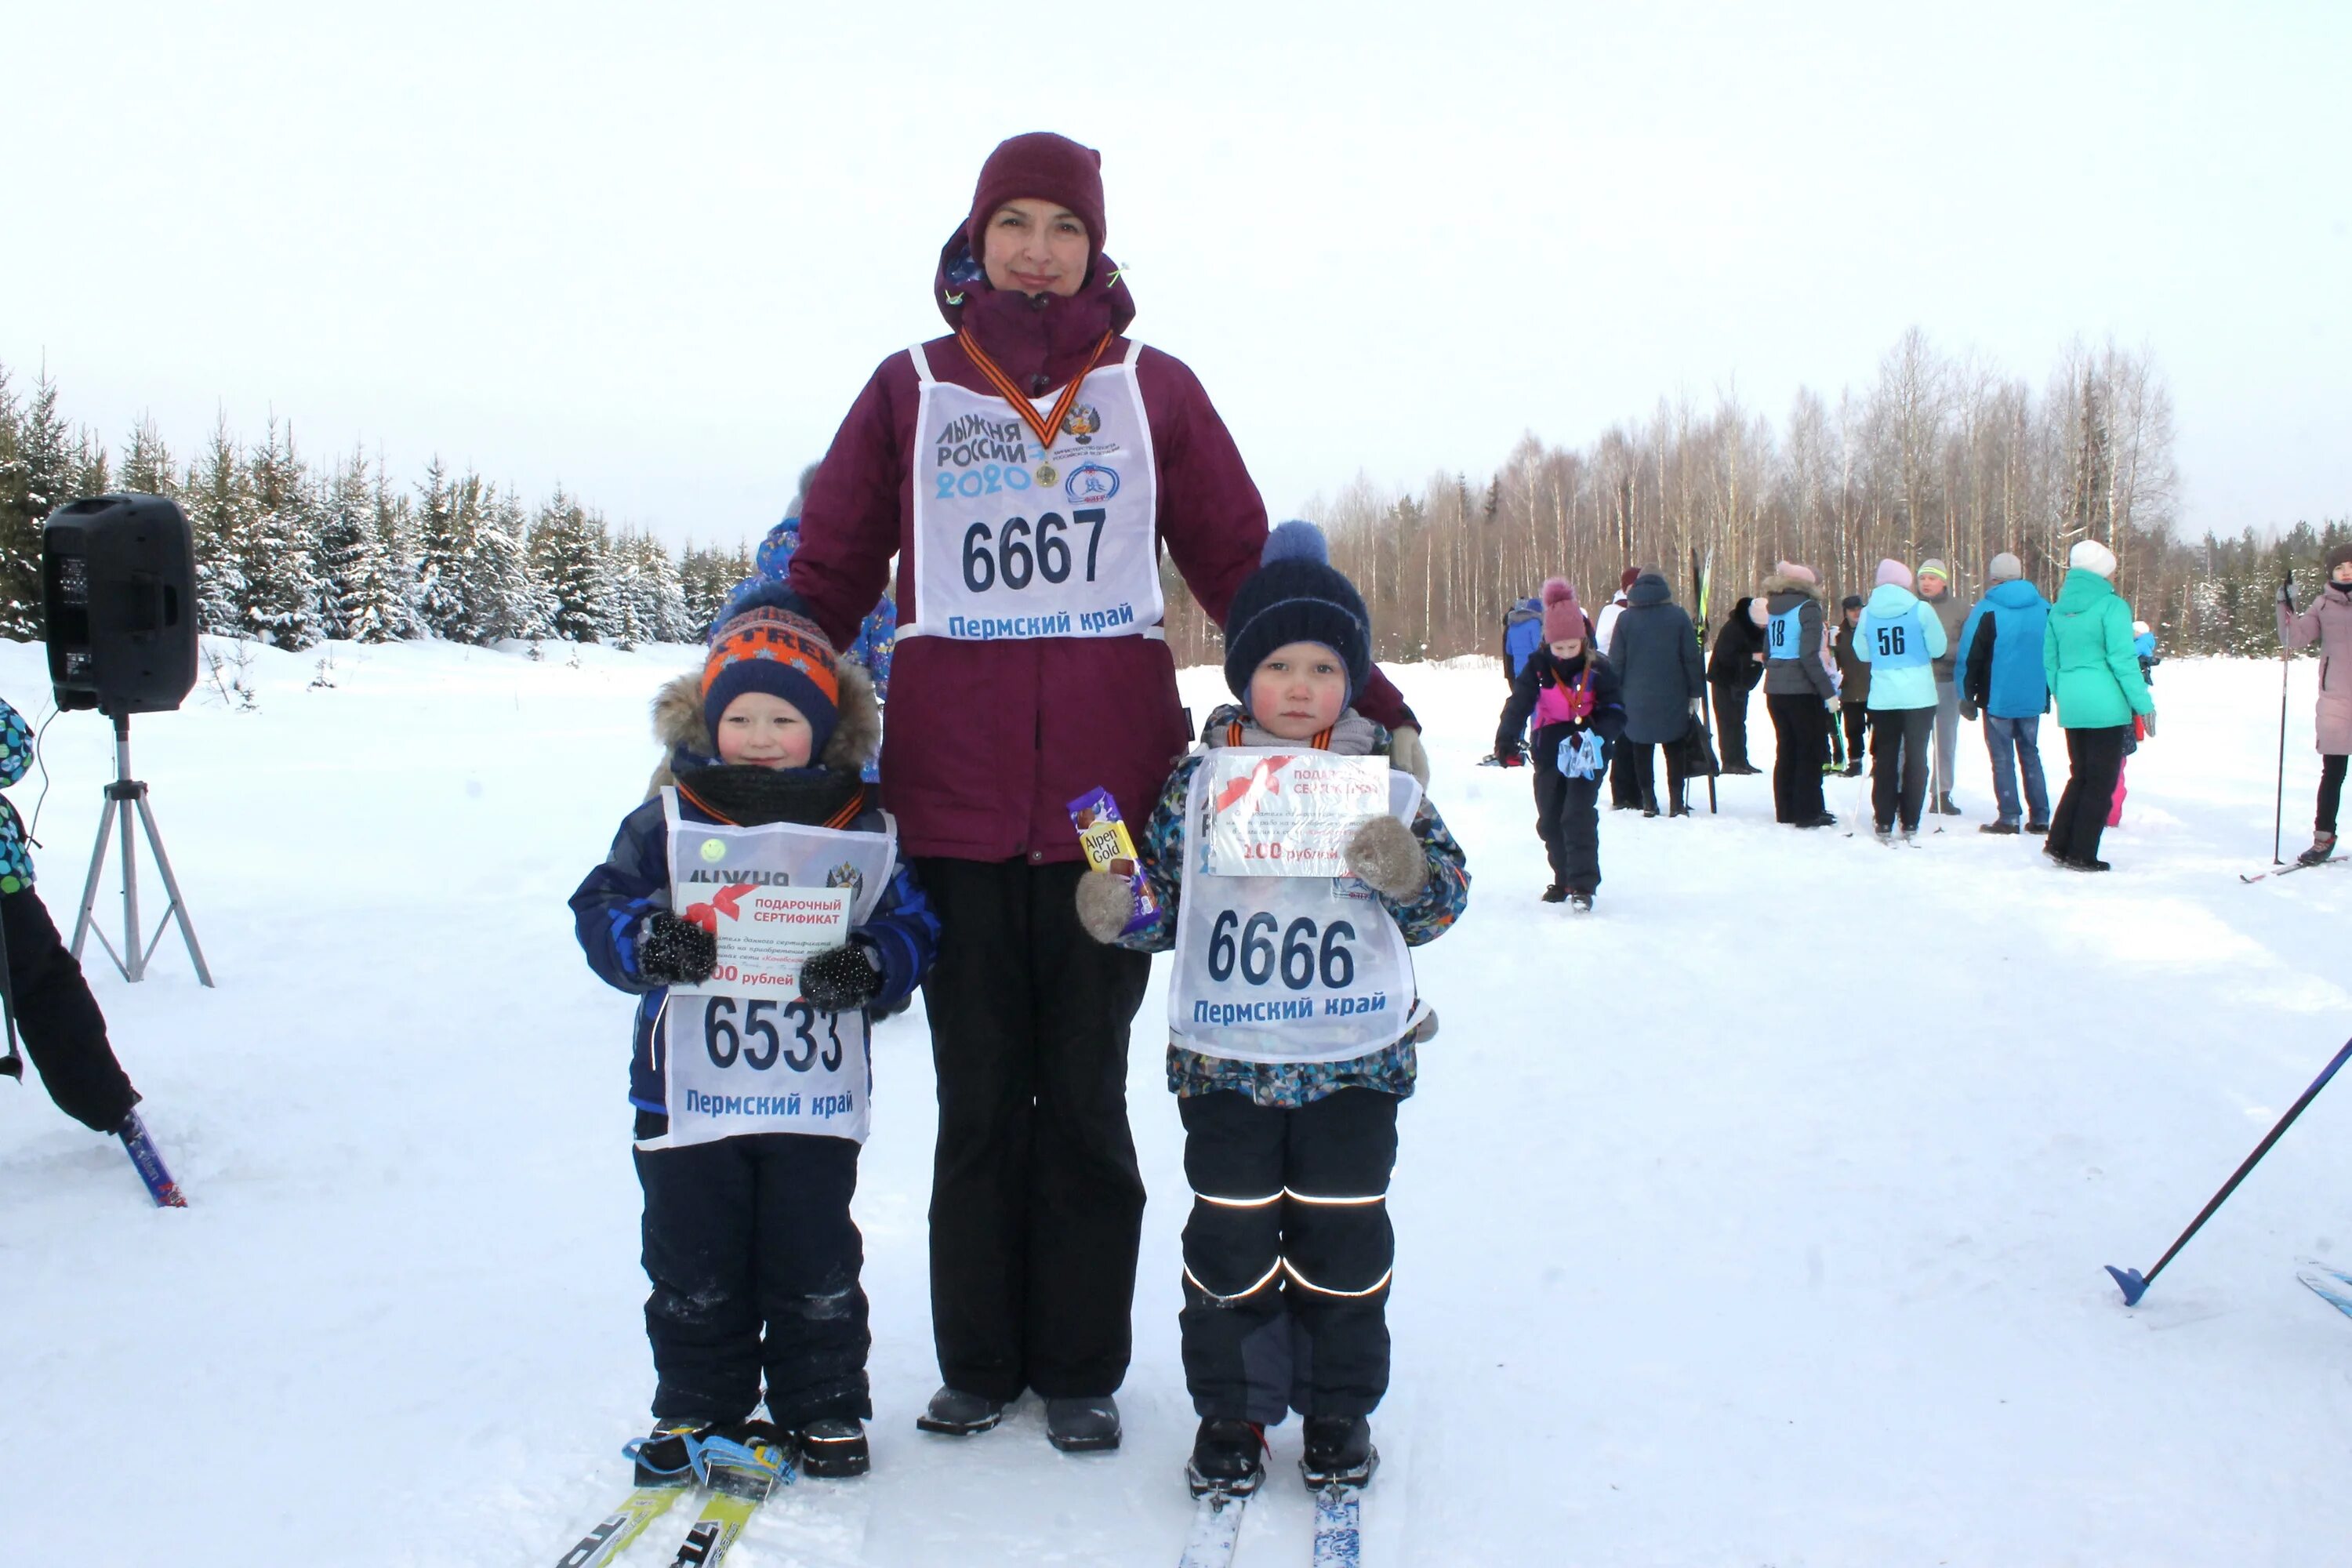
[5,636,2351,1568]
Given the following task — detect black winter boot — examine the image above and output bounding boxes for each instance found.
[916,1385,1005,1436]
[1299,1414,1378,1490]
[1186,1417,1266,1497]
[2299,831,2338,868]
[790,1417,870,1478]
[1540,883,1567,903]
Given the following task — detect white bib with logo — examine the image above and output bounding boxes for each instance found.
[901,339,1163,642]
[1170,750,1427,1064]
[648,789,898,1149]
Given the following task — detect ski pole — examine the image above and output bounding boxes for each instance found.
[2106,1033,2352,1305]
[0,897,19,1081]
[2274,578,2293,866]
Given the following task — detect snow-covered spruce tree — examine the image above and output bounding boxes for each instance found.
[635,532,695,642]
[119,416,177,499]
[240,418,325,649]
[315,448,383,641]
[450,481,541,644]
[372,463,424,639]
[0,368,77,636]
[185,417,252,637]
[0,366,33,637]
[530,487,609,644]
[413,458,467,639]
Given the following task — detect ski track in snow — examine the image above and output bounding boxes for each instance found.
[4,640,2350,1566]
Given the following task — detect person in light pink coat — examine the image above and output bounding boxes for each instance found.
[2278,543,2352,864]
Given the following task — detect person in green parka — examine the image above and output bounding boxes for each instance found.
[2042,539,2155,871]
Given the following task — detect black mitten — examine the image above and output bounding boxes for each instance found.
[799,942,883,1013]
[637,912,717,985]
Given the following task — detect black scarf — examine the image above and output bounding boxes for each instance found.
[672,761,862,827]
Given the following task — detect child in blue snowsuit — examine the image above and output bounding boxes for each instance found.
[1073,522,1471,1501]
[571,583,937,1481]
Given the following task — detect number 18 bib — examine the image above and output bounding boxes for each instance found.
[902,339,1163,643]
[1171,750,1428,1064]
[648,790,899,1150]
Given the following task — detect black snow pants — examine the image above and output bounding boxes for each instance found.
[5,887,138,1132]
[916,857,1150,1402]
[1870,707,1935,833]
[1530,732,1602,894]
[1841,702,1869,767]
[2050,724,2131,865]
[633,1127,869,1428]
[1621,740,1692,814]
[1767,693,1830,823]
[1710,681,1751,770]
[1178,1087,1400,1425]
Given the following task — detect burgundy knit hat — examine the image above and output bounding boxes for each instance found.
[1540,578,1584,643]
[1618,567,1640,593]
[967,132,1106,274]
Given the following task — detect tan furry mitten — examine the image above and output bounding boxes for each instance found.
[1074,869,1138,944]
[1345,814,1426,899]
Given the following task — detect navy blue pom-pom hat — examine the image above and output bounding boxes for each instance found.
[1221,520,1373,707]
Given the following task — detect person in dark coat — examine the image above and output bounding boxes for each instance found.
[1605,569,1704,816]
[1759,562,1839,828]
[1497,580,1626,906]
[1706,594,1768,775]
[1596,568,1645,808]
[783,132,1427,1452]
[1829,595,1869,778]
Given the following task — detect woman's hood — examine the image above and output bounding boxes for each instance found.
[1760,571,1820,601]
[1626,571,1674,608]
[2053,568,2116,613]
[1865,583,1920,616]
[1985,577,2047,610]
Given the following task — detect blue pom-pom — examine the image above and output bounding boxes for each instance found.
[710,575,815,642]
[1261,519,1328,568]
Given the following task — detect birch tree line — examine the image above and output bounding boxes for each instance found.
[0,361,755,650]
[1163,328,2340,664]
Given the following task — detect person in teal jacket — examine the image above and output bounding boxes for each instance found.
[1952,552,2053,835]
[1854,559,1947,841]
[2041,539,2154,871]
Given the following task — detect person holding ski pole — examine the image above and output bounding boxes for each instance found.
[1073,521,1470,1498]
[1856,560,1947,844]
[1497,579,1626,907]
[0,692,180,1204]
[2042,539,2154,872]
[782,131,1429,1453]
[2277,542,2352,866]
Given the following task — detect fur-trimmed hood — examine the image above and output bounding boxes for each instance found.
[642,659,882,800]
[1761,568,1822,601]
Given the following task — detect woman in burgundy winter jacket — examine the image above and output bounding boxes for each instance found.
[786,132,1425,1454]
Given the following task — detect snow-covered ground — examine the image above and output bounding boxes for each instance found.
[4,637,2350,1567]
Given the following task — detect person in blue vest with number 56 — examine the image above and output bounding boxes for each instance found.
[1855,559,1948,843]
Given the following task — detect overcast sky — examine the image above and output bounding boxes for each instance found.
[8,1,2344,552]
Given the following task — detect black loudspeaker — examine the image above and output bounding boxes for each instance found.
[42,494,199,717]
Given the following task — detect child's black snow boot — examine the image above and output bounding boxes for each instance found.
[790,1416,871,1478]
[1299,1414,1378,1490]
[1186,1417,1266,1497]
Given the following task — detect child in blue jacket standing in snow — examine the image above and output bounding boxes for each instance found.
[1073,522,1471,1501]
[572,582,938,1483]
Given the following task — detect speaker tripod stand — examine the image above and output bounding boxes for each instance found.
[71,712,212,986]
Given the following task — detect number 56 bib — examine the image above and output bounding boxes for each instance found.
[901,339,1163,643]
[647,790,898,1150]
[1171,751,1428,1064]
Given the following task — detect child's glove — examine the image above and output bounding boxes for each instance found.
[798,941,882,1012]
[637,911,717,986]
[1074,869,1136,945]
[1345,814,1427,900]
[1388,726,1431,786]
